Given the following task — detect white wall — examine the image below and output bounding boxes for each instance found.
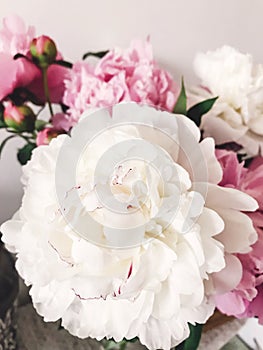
[1,0,263,223]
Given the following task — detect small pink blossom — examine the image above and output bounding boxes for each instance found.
[36,127,63,146]
[63,39,178,119]
[215,149,263,323]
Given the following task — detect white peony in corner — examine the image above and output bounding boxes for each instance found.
[1,103,258,350]
[190,45,263,156]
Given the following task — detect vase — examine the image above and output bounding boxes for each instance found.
[0,243,19,350]
[199,310,246,350]
[16,304,246,350]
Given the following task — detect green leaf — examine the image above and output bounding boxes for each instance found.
[53,60,73,69]
[183,324,203,350]
[187,97,218,127]
[173,78,187,115]
[101,339,129,350]
[128,338,138,343]
[0,135,16,158]
[82,50,109,60]
[35,119,48,131]
[175,324,203,350]
[17,143,36,165]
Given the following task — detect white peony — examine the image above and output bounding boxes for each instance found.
[191,45,263,156]
[1,103,258,350]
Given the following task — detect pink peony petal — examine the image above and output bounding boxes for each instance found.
[215,149,263,322]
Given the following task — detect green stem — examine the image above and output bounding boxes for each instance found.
[6,130,34,142]
[42,67,54,117]
[0,135,17,158]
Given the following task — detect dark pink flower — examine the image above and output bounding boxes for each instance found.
[215,149,244,188]
[0,15,37,101]
[26,63,68,104]
[215,149,263,323]
[0,53,38,101]
[0,15,67,104]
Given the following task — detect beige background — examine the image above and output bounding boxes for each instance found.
[1,0,263,223]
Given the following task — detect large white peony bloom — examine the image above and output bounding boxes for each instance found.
[1,103,258,350]
[191,45,263,156]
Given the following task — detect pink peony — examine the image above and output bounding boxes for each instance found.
[63,39,178,120]
[0,14,35,55]
[215,150,263,323]
[95,39,154,80]
[0,53,37,101]
[0,15,37,101]
[0,15,67,104]
[63,62,130,120]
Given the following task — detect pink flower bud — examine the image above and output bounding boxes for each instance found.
[30,35,57,68]
[4,102,36,132]
[36,127,63,146]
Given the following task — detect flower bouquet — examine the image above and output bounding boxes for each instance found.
[0,15,263,350]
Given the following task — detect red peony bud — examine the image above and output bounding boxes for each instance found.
[30,35,57,68]
[4,102,36,132]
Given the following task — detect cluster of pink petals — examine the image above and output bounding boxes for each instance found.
[0,14,35,55]
[63,39,178,121]
[36,112,73,146]
[215,150,263,324]
[0,15,67,104]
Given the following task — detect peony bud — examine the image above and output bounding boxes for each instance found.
[30,35,57,68]
[36,127,63,146]
[4,102,36,132]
